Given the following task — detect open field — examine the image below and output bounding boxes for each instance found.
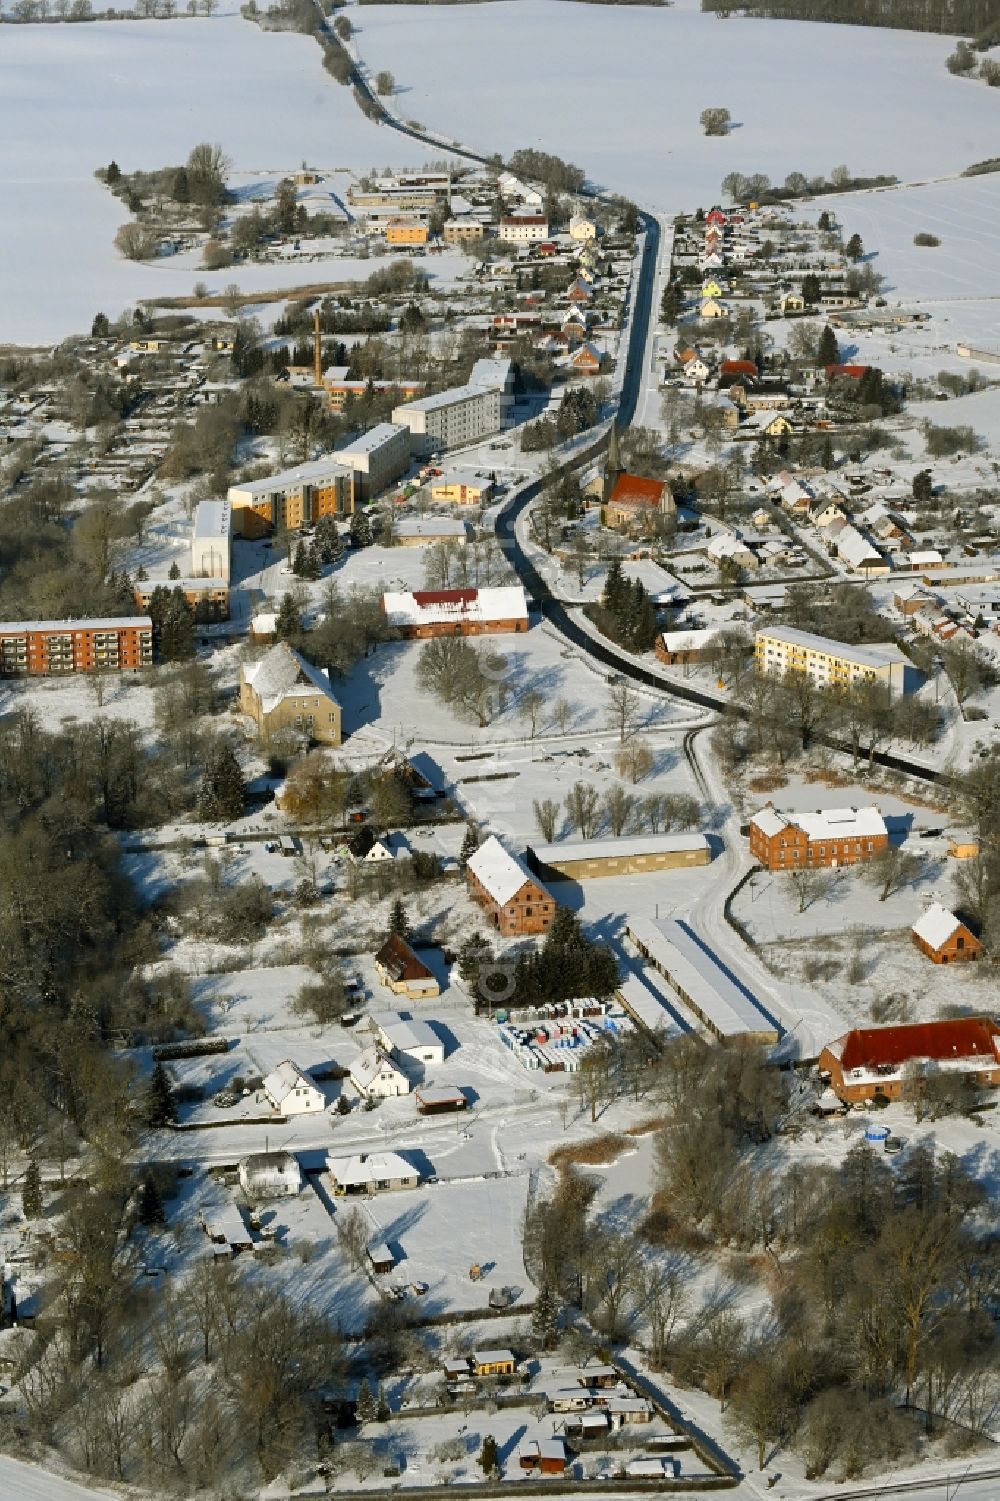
[356,0,1000,210]
[0,7,416,342]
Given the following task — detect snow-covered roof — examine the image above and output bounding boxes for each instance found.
[262,1059,317,1105]
[350,1046,406,1091]
[228,455,350,497]
[836,524,885,571]
[531,833,709,865]
[627,918,779,1043]
[467,834,542,906]
[334,422,407,459]
[751,804,886,842]
[0,615,151,634]
[242,642,340,714]
[395,517,468,540]
[474,1348,515,1364]
[382,584,528,629]
[756,624,907,671]
[326,1151,417,1187]
[373,1012,441,1055]
[193,498,230,539]
[911,901,963,950]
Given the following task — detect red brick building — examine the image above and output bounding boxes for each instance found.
[0,617,153,677]
[820,1018,1000,1105]
[749,804,888,870]
[381,586,528,639]
[466,835,555,937]
[911,902,981,964]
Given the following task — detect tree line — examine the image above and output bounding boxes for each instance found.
[702,0,999,36]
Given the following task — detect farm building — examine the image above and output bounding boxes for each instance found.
[327,1151,419,1195]
[201,1205,253,1257]
[349,1046,409,1100]
[912,903,981,964]
[467,835,556,937]
[626,918,780,1047]
[261,1060,325,1116]
[749,804,888,870]
[819,1019,1000,1104]
[374,933,440,999]
[655,627,720,665]
[526,833,710,881]
[368,1242,395,1274]
[238,1152,302,1200]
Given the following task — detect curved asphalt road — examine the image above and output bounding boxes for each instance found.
[329,19,942,788]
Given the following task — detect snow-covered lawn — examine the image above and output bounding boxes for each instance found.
[355,0,1000,211]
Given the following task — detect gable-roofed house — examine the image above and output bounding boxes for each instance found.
[240,642,341,746]
[911,903,981,964]
[262,1060,325,1116]
[819,1018,1000,1104]
[467,835,556,936]
[374,933,440,999]
[349,1046,409,1100]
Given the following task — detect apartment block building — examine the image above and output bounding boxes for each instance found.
[499,214,549,243]
[385,219,429,246]
[391,358,513,456]
[134,577,230,621]
[228,456,354,536]
[754,624,911,697]
[382,584,528,638]
[749,804,888,870]
[0,617,153,677]
[191,499,231,582]
[333,422,410,501]
[321,369,425,414]
[443,217,484,244]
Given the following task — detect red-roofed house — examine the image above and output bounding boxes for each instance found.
[706,209,727,227]
[819,1018,1000,1104]
[381,585,529,639]
[720,359,758,385]
[605,473,675,529]
[825,364,869,381]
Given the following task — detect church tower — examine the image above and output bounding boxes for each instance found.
[603,420,623,503]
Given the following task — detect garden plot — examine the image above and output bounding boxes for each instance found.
[359,1175,535,1317]
[356,0,1000,212]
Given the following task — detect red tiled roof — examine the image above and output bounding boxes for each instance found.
[839,1018,1000,1072]
[825,364,869,379]
[722,360,758,376]
[608,473,667,508]
[411,589,477,609]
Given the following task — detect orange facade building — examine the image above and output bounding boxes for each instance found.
[0,617,153,677]
[820,1018,1000,1105]
[466,836,556,938]
[749,804,888,870]
[385,219,429,246]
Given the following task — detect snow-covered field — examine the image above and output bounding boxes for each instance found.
[356,0,1000,210]
[0,8,416,343]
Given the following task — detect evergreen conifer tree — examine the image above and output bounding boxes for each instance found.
[146,1061,178,1127]
[845,232,864,262]
[21,1160,42,1221]
[388,897,410,939]
[531,1284,560,1350]
[350,510,373,548]
[459,823,481,865]
[275,592,302,641]
[198,742,245,822]
[139,1174,165,1225]
[169,561,181,580]
[376,1383,390,1422]
[479,1436,499,1477]
[356,1377,378,1425]
[160,589,196,661]
[817,325,840,367]
[292,540,308,577]
[458,933,491,987]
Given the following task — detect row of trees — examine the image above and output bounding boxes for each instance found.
[533,783,701,841]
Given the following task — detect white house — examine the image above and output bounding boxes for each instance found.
[350,1046,410,1100]
[327,1150,420,1195]
[261,1060,325,1116]
[370,1012,446,1068]
[569,214,597,242]
[238,1151,302,1199]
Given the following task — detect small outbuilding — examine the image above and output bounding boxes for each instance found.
[518,1436,567,1475]
[911,902,981,964]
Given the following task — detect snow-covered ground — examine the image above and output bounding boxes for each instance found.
[355,0,1000,210]
[0,7,420,342]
